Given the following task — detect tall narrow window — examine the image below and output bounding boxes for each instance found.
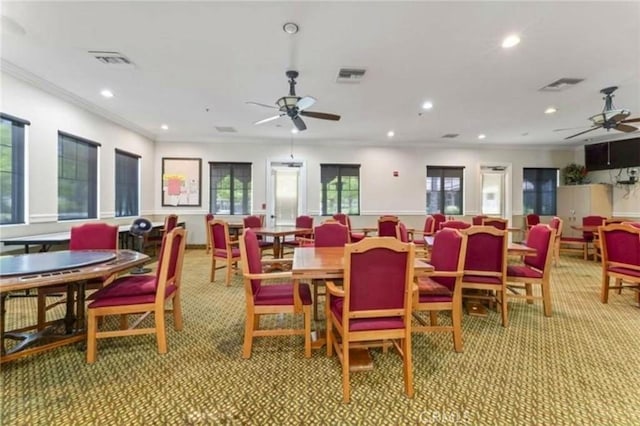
[426,166,464,215]
[58,132,99,220]
[523,168,558,215]
[0,113,29,225]
[320,164,360,216]
[115,149,140,217]
[209,162,252,215]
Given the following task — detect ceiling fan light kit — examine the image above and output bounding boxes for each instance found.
[250,70,341,132]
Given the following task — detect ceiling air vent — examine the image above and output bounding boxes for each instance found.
[441,133,459,138]
[215,126,237,133]
[89,51,135,68]
[539,78,584,92]
[336,68,366,83]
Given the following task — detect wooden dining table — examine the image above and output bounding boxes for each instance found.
[0,249,149,363]
[252,226,313,258]
[291,246,434,369]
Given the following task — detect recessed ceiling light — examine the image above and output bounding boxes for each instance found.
[161,124,169,130]
[478,134,486,140]
[291,128,299,134]
[501,34,520,49]
[387,130,395,138]
[283,22,299,34]
[544,107,558,114]
[422,101,433,110]
[100,89,114,98]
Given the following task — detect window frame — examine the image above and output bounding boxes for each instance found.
[209,162,252,215]
[57,131,99,221]
[114,149,140,218]
[0,113,29,225]
[426,166,465,215]
[320,163,361,216]
[522,167,558,215]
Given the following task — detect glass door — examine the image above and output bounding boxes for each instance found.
[270,162,303,226]
[481,167,505,217]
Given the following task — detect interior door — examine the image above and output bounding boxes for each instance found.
[481,168,505,217]
[269,162,304,226]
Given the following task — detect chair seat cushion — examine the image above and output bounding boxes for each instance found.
[350,233,365,242]
[329,297,404,331]
[88,283,176,308]
[462,274,503,285]
[258,241,273,248]
[88,274,157,300]
[214,248,241,258]
[507,265,543,279]
[417,277,452,295]
[608,266,640,278]
[254,283,312,306]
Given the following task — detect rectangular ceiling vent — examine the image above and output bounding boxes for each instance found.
[336,68,366,83]
[215,126,237,133]
[441,133,459,138]
[89,51,135,68]
[539,77,584,92]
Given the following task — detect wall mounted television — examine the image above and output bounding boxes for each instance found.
[585,137,640,171]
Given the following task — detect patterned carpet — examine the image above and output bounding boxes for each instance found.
[1,249,639,425]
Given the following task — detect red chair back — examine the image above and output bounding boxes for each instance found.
[205,213,214,222]
[423,215,436,236]
[430,228,467,290]
[524,225,554,271]
[69,223,119,250]
[463,227,507,274]
[378,215,399,237]
[314,221,350,247]
[241,228,264,295]
[295,215,314,239]
[333,213,349,228]
[472,215,488,226]
[396,222,409,242]
[210,220,231,251]
[155,227,187,290]
[440,220,471,230]
[600,224,640,266]
[482,217,508,230]
[526,214,541,228]
[582,216,606,241]
[164,214,179,232]
[432,214,446,231]
[243,215,263,229]
[549,216,563,237]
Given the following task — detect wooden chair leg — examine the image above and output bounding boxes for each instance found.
[86,311,98,364]
[601,272,610,304]
[326,300,333,357]
[210,258,216,282]
[304,306,311,358]
[172,292,183,330]
[242,313,254,359]
[429,311,438,326]
[225,261,232,286]
[541,279,552,317]
[313,281,319,320]
[452,302,463,353]
[500,290,509,327]
[342,341,350,403]
[525,283,534,304]
[155,307,168,354]
[403,335,414,398]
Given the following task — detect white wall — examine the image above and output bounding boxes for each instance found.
[587,168,640,218]
[0,72,156,240]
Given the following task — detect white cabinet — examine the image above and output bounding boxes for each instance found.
[557,184,612,237]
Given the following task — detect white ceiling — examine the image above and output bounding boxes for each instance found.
[1,1,639,148]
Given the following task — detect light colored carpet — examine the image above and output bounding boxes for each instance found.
[1,249,639,425]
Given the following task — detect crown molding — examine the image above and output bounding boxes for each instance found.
[1,59,155,140]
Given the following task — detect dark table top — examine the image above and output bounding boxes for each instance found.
[0,251,117,277]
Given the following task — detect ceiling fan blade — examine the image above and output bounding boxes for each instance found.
[620,117,640,124]
[553,126,589,132]
[296,96,316,111]
[254,114,284,125]
[614,123,638,133]
[292,115,307,131]
[300,111,341,121]
[564,126,602,140]
[245,101,278,109]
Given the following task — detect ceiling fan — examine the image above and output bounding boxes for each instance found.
[564,86,640,140]
[246,70,340,131]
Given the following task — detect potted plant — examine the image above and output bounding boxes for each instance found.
[562,163,588,185]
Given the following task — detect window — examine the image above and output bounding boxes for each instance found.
[209,162,251,215]
[320,164,360,215]
[0,113,28,225]
[523,168,558,215]
[115,149,140,217]
[58,132,99,220]
[426,166,464,215]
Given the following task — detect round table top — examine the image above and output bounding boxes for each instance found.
[0,251,117,277]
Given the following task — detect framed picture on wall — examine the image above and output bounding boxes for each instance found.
[161,157,202,207]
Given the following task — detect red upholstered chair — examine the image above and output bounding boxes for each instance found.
[282,215,314,254]
[432,214,447,233]
[209,219,242,286]
[461,226,509,326]
[243,215,274,257]
[506,224,556,317]
[412,228,468,352]
[482,217,508,230]
[377,215,400,237]
[304,220,351,319]
[560,215,605,260]
[86,227,186,363]
[440,220,471,230]
[598,223,640,304]
[333,213,366,242]
[408,215,436,246]
[204,213,214,254]
[472,215,488,225]
[37,222,119,330]
[239,228,311,359]
[325,237,415,403]
[396,222,409,243]
[145,214,179,255]
[549,216,564,266]
[594,218,624,262]
[524,214,541,240]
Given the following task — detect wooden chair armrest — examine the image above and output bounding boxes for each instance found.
[243,271,292,280]
[427,270,464,278]
[326,281,345,297]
